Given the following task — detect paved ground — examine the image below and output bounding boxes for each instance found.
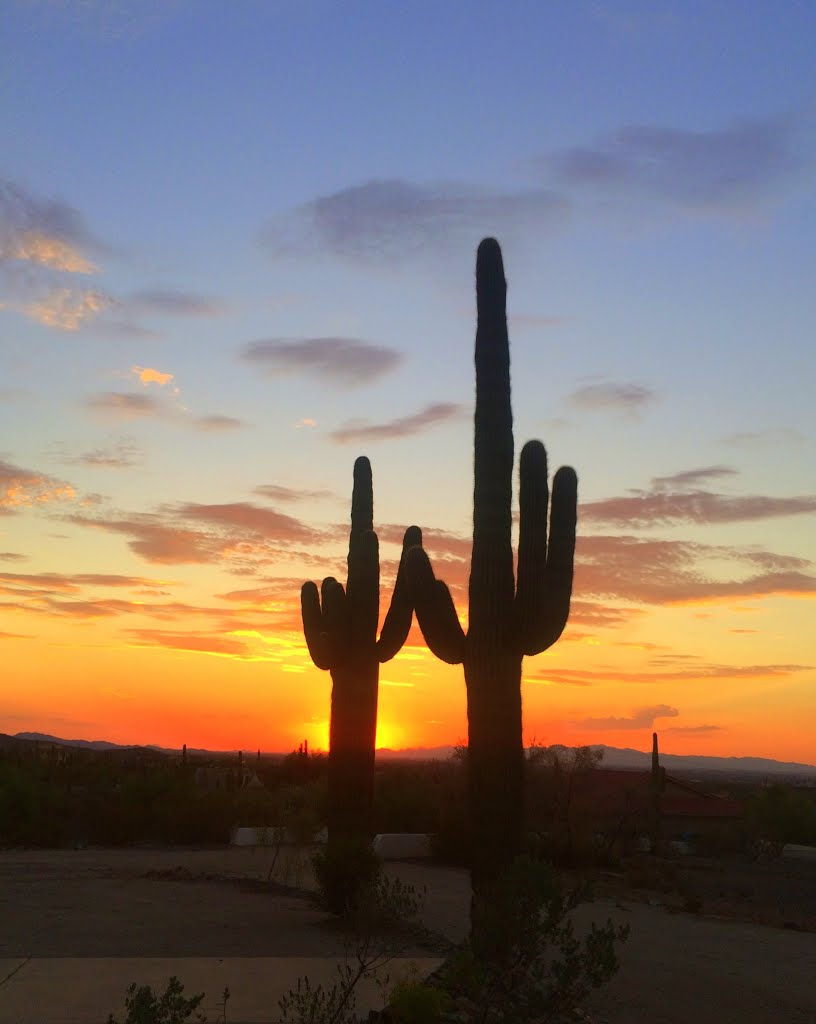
[1,847,815,1024]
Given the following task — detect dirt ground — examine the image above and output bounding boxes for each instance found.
[1,846,815,1023]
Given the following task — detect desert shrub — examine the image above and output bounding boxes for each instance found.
[387,967,451,1023]
[435,856,628,1023]
[313,836,383,916]
[106,976,205,1024]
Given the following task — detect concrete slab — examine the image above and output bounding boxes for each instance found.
[0,956,444,1024]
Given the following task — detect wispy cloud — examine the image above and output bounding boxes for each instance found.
[192,415,244,431]
[254,484,333,503]
[575,704,679,730]
[86,392,162,420]
[546,116,800,210]
[581,472,816,527]
[663,724,723,735]
[126,629,252,658]
[0,459,76,512]
[568,381,655,415]
[531,660,811,688]
[68,440,145,469]
[126,289,225,317]
[722,428,808,448]
[330,402,462,443]
[264,178,569,262]
[242,337,402,386]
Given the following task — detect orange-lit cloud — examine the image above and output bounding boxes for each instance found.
[0,459,76,511]
[575,704,679,730]
[193,415,244,431]
[25,288,112,329]
[126,628,253,657]
[527,659,812,687]
[132,366,174,387]
[7,231,96,273]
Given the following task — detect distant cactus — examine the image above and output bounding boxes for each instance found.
[408,239,577,895]
[301,456,417,843]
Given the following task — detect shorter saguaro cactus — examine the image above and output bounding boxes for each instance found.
[301,456,418,843]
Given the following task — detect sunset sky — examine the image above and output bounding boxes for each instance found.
[1,1,814,763]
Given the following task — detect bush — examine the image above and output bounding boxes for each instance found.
[312,836,383,916]
[106,976,205,1024]
[435,856,629,1022]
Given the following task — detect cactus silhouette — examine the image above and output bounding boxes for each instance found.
[301,456,418,842]
[408,238,578,896]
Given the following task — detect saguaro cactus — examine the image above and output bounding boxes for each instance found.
[301,456,417,843]
[409,238,578,894]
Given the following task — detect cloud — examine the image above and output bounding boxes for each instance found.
[254,484,332,503]
[330,402,463,443]
[69,440,145,469]
[264,178,569,262]
[126,290,224,317]
[132,366,174,387]
[568,381,655,415]
[575,704,679,730]
[0,180,99,271]
[722,428,808,448]
[663,724,723,735]
[576,533,816,606]
[581,483,816,528]
[0,459,76,512]
[241,337,403,386]
[86,391,163,419]
[530,661,811,688]
[650,466,737,489]
[24,287,113,329]
[178,502,316,542]
[126,629,252,658]
[547,116,799,209]
[192,415,244,432]
[0,551,26,562]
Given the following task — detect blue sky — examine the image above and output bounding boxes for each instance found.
[1,0,814,759]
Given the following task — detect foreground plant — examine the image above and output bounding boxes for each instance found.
[279,873,424,1024]
[430,857,629,1023]
[106,976,207,1024]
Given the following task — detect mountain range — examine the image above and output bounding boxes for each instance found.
[7,731,816,777]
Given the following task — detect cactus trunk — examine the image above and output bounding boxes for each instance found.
[408,238,578,925]
[301,457,417,846]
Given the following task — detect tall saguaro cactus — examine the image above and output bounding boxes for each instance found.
[301,456,418,843]
[409,238,578,895]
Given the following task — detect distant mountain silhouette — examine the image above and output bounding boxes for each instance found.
[7,732,816,775]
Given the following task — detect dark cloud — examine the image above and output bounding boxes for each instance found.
[127,289,225,317]
[0,551,26,562]
[330,402,463,443]
[548,116,798,208]
[68,513,214,564]
[242,337,402,386]
[575,704,679,731]
[192,415,244,432]
[568,381,655,414]
[264,178,569,262]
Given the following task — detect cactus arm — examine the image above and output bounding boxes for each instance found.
[471,238,516,643]
[377,524,422,663]
[406,545,466,665]
[301,580,332,670]
[516,454,577,656]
